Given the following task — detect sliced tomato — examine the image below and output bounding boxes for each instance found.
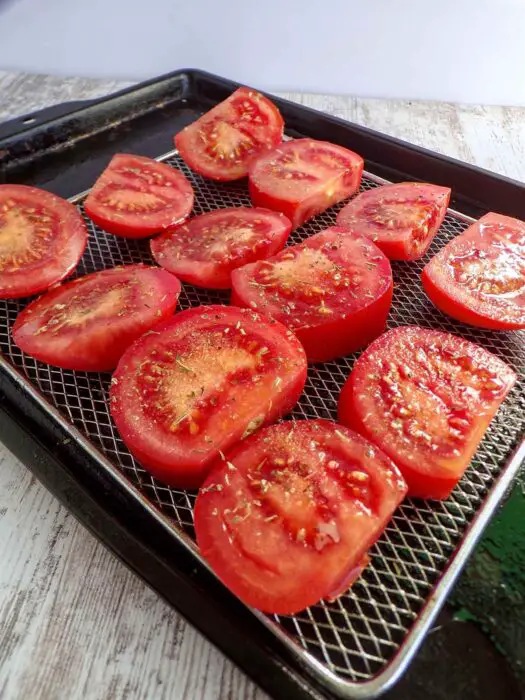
[336,182,451,260]
[194,419,407,614]
[12,265,181,371]
[338,326,516,499]
[422,212,525,330]
[84,154,194,239]
[248,139,364,229]
[150,207,291,289]
[231,227,392,362]
[110,305,307,489]
[0,185,87,299]
[175,87,284,181]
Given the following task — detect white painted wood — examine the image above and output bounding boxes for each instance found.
[1,71,524,700]
[0,441,265,700]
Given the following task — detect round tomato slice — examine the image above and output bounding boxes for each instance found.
[13,265,181,371]
[110,305,307,489]
[338,326,516,499]
[231,227,392,362]
[422,212,525,330]
[175,87,284,181]
[248,139,364,229]
[336,182,451,260]
[150,207,291,289]
[194,419,407,615]
[84,154,194,239]
[0,185,87,299]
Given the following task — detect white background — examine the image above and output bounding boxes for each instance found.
[0,0,524,105]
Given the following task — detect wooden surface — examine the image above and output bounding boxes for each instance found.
[1,71,525,700]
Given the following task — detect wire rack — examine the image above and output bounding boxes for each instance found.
[1,150,524,698]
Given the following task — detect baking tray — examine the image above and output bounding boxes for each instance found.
[0,69,524,700]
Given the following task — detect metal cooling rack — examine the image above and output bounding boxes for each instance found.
[1,149,524,699]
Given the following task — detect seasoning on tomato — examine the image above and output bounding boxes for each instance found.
[338,326,516,499]
[336,182,451,260]
[422,212,525,330]
[150,207,291,289]
[84,154,194,238]
[231,227,393,363]
[12,265,181,372]
[175,87,284,181]
[110,305,307,489]
[194,419,407,615]
[0,184,87,299]
[248,138,364,229]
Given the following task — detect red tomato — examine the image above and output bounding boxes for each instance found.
[336,182,451,260]
[248,139,364,229]
[110,305,307,489]
[0,184,87,299]
[338,326,516,499]
[84,154,194,239]
[13,265,181,371]
[422,212,525,330]
[150,207,291,289]
[194,419,407,614]
[231,227,393,362]
[175,87,284,181]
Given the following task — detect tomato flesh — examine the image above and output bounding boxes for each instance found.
[150,207,291,289]
[175,87,284,181]
[422,212,525,330]
[194,419,407,614]
[110,305,307,489]
[338,326,516,499]
[0,184,87,299]
[248,139,364,229]
[336,182,451,260]
[231,227,393,362]
[84,154,194,238]
[13,265,181,371]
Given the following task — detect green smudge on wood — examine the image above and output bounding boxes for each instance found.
[451,473,525,684]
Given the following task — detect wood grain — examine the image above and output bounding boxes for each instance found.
[1,71,524,700]
[0,71,133,122]
[0,442,265,700]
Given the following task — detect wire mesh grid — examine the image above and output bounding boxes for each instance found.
[1,151,524,691]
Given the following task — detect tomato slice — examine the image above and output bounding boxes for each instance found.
[150,207,291,289]
[338,326,516,499]
[110,305,307,489]
[248,139,364,229]
[13,265,181,371]
[336,182,451,260]
[84,154,194,239]
[422,212,525,330]
[231,227,393,362]
[175,87,284,181]
[0,185,87,299]
[194,419,407,614]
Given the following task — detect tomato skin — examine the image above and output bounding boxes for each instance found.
[194,419,407,614]
[336,182,451,260]
[231,227,393,363]
[84,154,194,239]
[422,212,525,330]
[12,265,181,371]
[110,305,307,489]
[0,184,87,299]
[338,326,516,499]
[175,87,284,181]
[248,139,364,229]
[150,207,291,289]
